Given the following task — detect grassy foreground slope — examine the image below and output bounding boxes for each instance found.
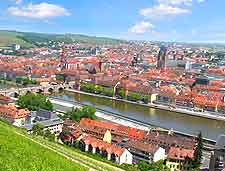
[0,121,87,171]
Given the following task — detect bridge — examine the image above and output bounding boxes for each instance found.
[0,83,75,97]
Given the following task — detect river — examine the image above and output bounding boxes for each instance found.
[52,91,225,141]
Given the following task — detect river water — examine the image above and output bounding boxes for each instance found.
[52,91,225,141]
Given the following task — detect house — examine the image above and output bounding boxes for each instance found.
[0,95,13,105]
[118,139,165,164]
[166,147,195,171]
[209,134,225,171]
[21,109,63,135]
[78,134,133,165]
[0,104,29,126]
[80,118,145,140]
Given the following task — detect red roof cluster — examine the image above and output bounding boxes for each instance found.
[168,147,194,161]
[80,118,145,140]
[81,135,125,156]
[0,104,29,119]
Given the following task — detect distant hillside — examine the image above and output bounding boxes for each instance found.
[0,31,34,48]
[0,30,126,48]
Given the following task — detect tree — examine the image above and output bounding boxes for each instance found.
[127,92,142,102]
[94,85,103,94]
[138,161,150,171]
[101,87,114,97]
[120,164,139,171]
[16,77,38,86]
[65,106,97,121]
[81,106,97,119]
[143,96,149,104]
[56,74,65,82]
[32,123,44,136]
[44,129,55,142]
[138,160,170,171]
[118,88,126,99]
[17,93,53,111]
[192,132,203,169]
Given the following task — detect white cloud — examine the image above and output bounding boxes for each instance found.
[140,4,190,18]
[129,21,154,34]
[8,2,70,19]
[158,0,192,6]
[197,0,205,3]
[15,0,22,4]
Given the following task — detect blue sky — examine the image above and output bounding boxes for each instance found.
[1,0,225,42]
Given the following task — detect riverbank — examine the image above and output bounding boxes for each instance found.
[50,97,216,147]
[65,88,225,122]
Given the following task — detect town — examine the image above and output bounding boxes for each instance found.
[0,29,225,171]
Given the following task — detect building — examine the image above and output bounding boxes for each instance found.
[79,118,145,141]
[61,119,197,166]
[166,147,195,171]
[21,109,63,135]
[157,46,167,69]
[11,44,21,51]
[0,95,13,105]
[209,134,225,171]
[0,104,29,126]
[118,139,165,164]
[78,134,133,165]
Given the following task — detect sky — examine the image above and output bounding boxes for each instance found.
[1,0,225,42]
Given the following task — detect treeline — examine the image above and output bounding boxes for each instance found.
[15,77,38,86]
[80,83,114,97]
[62,106,97,121]
[17,93,53,111]
[80,83,150,104]
[0,76,38,86]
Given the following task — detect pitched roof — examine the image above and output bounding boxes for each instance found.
[81,135,125,156]
[167,147,194,161]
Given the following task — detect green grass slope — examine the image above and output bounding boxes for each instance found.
[0,121,87,171]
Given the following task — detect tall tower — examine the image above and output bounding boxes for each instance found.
[157,46,167,69]
[60,47,68,70]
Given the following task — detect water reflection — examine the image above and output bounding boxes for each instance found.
[52,91,225,140]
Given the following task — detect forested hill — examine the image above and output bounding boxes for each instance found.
[0,30,126,48]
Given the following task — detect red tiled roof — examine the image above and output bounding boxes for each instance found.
[168,147,194,161]
[80,118,144,140]
[0,104,29,119]
[81,135,125,156]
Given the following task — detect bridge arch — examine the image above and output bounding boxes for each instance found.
[8,91,19,98]
[58,87,64,92]
[37,89,44,94]
[48,88,54,93]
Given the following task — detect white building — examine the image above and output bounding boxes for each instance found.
[153,147,166,162]
[79,135,133,165]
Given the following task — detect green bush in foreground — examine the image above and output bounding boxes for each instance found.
[0,121,87,171]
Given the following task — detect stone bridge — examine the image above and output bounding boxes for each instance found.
[0,83,75,97]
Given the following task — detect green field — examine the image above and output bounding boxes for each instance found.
[0,121,87,171]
